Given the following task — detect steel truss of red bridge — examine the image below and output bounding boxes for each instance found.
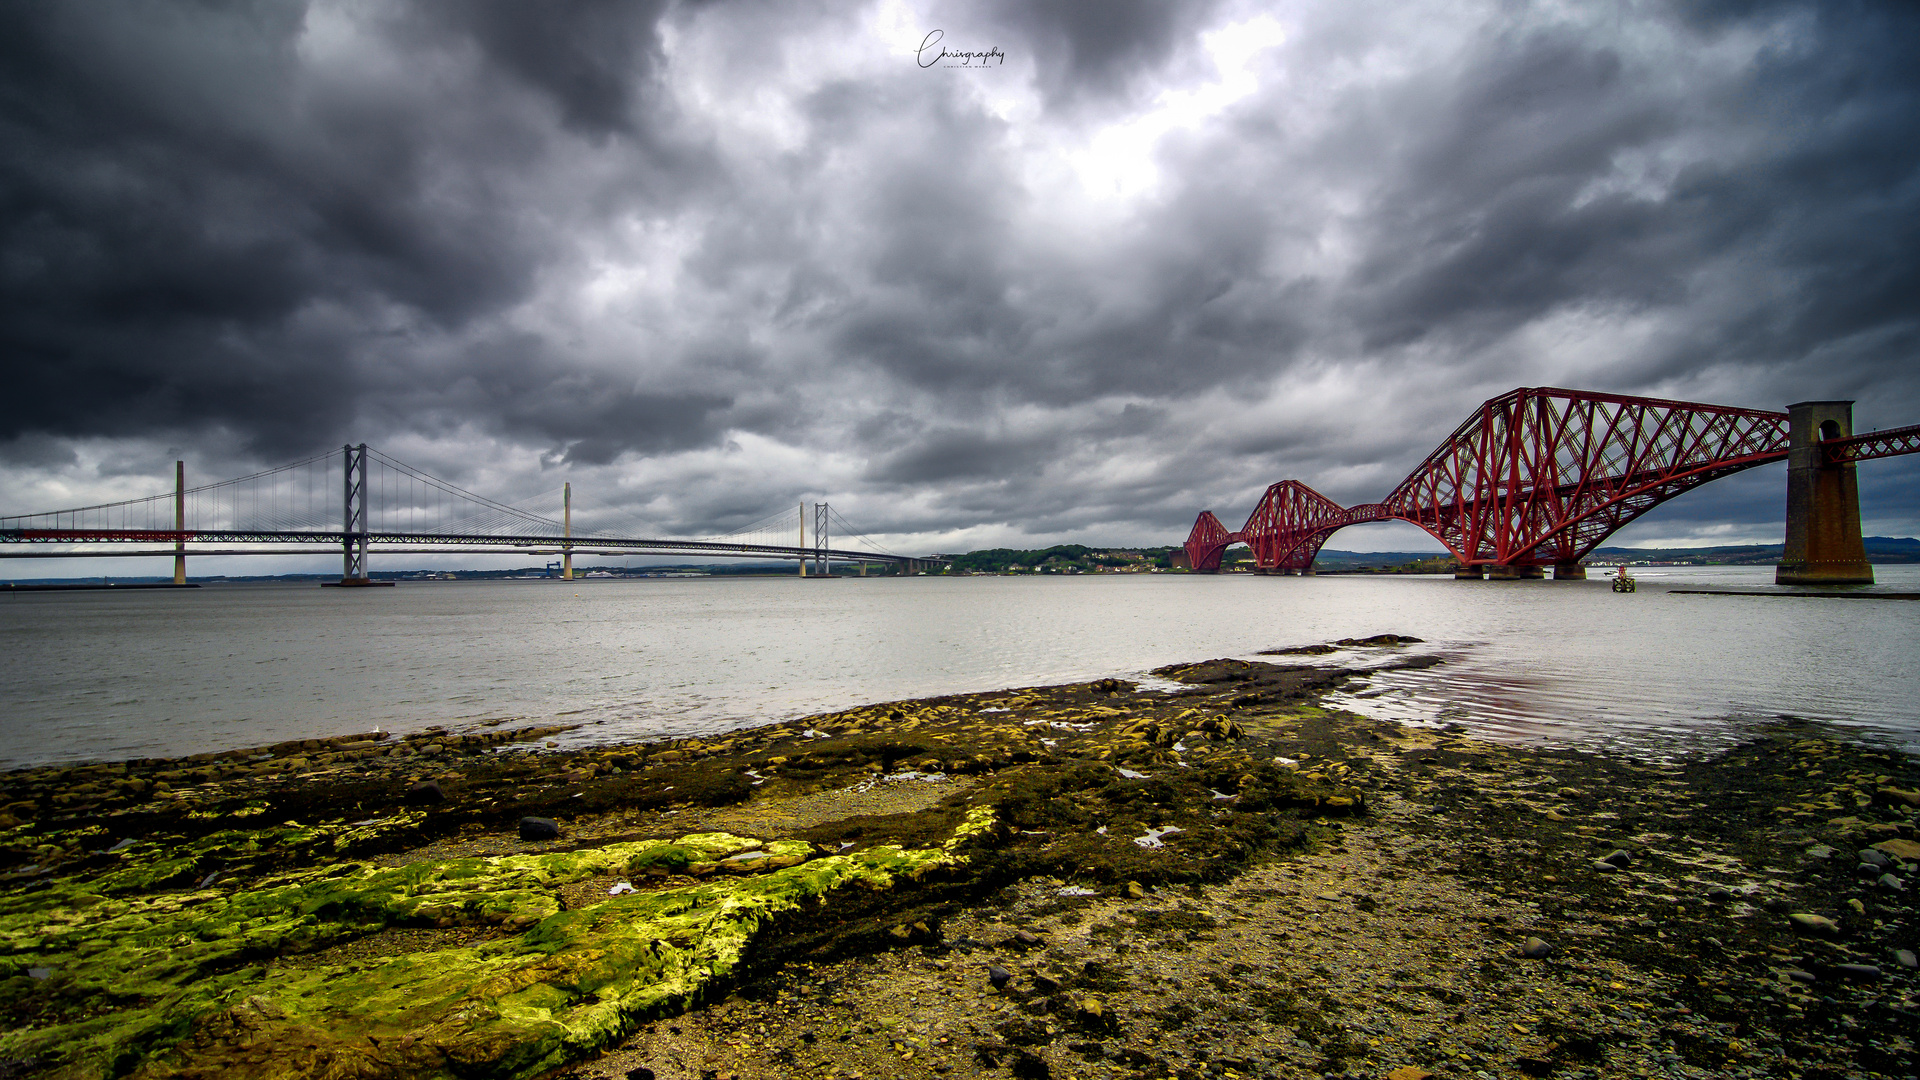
[1183,387,1920,585]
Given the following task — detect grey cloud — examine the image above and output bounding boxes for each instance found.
[867,426,1058,484]
[2,0,1917,549]
[0,434,80,469]
[979,0,1225,110]
[0,0,713,460]
[434,0,672,138]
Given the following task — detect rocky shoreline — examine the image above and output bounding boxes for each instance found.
[2,638,1916,1079]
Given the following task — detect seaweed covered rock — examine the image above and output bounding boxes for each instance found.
[0,646,1396,1080]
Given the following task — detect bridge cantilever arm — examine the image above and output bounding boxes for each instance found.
[1823,422,1920,464]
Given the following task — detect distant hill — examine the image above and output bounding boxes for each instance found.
[1590,537,1919,564]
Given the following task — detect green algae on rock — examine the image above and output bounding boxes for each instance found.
[2,657,1385,1079]
[3,831,965,1079]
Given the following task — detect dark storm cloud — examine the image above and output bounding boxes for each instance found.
[869,426,1058,483]
[0,0,708,459]
[979,0,1225,109]
[1340,3,1920,404]
[2,0,1917,550]
[437,0,672,138]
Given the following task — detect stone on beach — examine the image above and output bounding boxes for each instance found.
[518,815,561,840]
[1871,837,1920,861]
[404,779,445,804]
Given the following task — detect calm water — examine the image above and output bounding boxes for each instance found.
[1,567,1916,768]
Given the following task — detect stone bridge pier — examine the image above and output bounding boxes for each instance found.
[1776,400,1873,586]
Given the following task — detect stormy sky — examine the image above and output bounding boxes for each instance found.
[3,0,1918,573]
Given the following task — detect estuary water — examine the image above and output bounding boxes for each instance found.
[1,566,1916,768]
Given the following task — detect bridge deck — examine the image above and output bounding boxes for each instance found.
[0,530,934,566]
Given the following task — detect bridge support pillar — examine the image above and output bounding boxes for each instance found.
[562,482,573,581]
[1552,562,1586,580]
[338,443,372,586]
[1454,564,1484,579]
[1777,401,1873,585]
[173,460,186,585]
[1488,564,1544,580]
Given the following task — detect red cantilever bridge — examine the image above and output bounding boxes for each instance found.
[1184,388,1920,585]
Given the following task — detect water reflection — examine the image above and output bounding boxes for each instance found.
[0,564,1914,766]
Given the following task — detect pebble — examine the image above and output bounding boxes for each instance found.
[1602,849,1634,868]
[1012,929,1042,948]
[1009,1050,1051,1079]
[1894,949,1918,969]
[1878,873,1905,891]
[404,780,446,805]
[1858,848,1893,869]
[1872,838,1920,860]
[987,964,1012,989]
[1520,936,1554,959]
[1705,887,1733,902]
[1788,913,1837,933]
[1833,964,1882,980]
[1126,880,1146,899]
[1806,844,1836,859]
[518,816,560,841]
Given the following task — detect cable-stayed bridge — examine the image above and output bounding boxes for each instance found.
[0,444,944,583]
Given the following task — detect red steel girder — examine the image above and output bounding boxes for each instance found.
[1385,388,1790,566]
[1824,422,1920,464]
[1182,511,1236,572]
[1185,387,1802,572]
